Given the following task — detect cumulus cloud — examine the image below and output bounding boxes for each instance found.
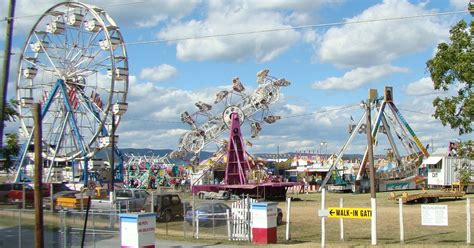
[155,0,335,62]
[318,0,448,68]
[404,77,437,96]
[140,64,178,82]
[118,77,217,149]
[450,0,470,10]
[284,104,306,114]
[157,4,300,62]
[312,65,408,90]
[0,0,197,42]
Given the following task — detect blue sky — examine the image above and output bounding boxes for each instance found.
[1,0,473,157]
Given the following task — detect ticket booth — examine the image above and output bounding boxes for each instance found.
[119,213,157,248]
[251,202,278,244]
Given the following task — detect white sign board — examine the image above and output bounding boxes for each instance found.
[119,213,156,247]
[421,205,448,226]
[251,202,277,229]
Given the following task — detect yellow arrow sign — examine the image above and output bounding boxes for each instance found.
[327,207,372,219]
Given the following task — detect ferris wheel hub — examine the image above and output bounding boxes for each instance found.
[223,105,245,128]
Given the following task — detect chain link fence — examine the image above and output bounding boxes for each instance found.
[182,197,252,241]
[0,192,256,247]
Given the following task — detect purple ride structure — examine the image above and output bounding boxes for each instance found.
[192,112,301,199]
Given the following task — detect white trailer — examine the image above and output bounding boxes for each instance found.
[423,156,474,192]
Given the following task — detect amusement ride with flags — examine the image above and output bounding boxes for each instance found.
[14,2,129,183]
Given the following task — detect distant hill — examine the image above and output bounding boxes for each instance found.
[97,148,364,164]
[254,152,364,160]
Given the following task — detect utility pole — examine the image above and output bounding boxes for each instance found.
[110,113,115,192]
[0,0,16,148]
[33,103,44,248]
[109,113,115,210]
[366,89,377,246]
[277,145,280,163]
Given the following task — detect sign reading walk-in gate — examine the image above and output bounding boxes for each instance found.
[327,207,372,219]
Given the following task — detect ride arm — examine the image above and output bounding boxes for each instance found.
[319,111,367,191]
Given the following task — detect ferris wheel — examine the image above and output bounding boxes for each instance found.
[170,69,290,163]
[15,2,128,182]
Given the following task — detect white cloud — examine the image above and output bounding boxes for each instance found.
[241,0,325,10]
[140,64,178,82]
[157,7,299,62]
[118,77,216,149]
[450,0,470,10]
[136,14,168,28]
[0,0,197,42]
[284,104,305,114]
[404,77,436,96]
[312,64,408,90]
[318,0,448,68]
[155,0,330,62]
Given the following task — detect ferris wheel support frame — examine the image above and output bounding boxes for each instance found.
[14,79,90,183]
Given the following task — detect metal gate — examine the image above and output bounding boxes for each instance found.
[230,196,256,241]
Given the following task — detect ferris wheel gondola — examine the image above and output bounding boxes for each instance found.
[15,2,129,182]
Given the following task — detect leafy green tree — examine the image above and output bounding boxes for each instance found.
[275,159,292,170]
[3,133,19,172]
[1,99,19,172]
[4,99,19,122]
[456,160,472,191]
[458,140,474,160]
[426,20,473,135]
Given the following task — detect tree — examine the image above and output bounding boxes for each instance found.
[4,99,18,122]
[458,140,474,160]
[1,99,19,172]
[2,133,19,172]
[456,160,472,191]
[426,20,473,135]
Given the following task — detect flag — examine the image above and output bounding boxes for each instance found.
[40,90,48,106]
[68,87,79,109]
[90,90,103,109]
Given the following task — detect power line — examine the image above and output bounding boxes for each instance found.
[397,108,432,115]
[0,8,468,59]
[1,6,467,44]
[123,103,360,124]
[124,117,182,124]
[126,10,468,46]
[280,104,359,119]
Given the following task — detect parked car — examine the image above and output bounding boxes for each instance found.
[91,189,148,212]
[185,203,283,226]
[144,193,185,222]
[197,190,231,200]
[8,183,72,204]
[43,190,79,209]
[0,183,29,203]
[185,202,231,225]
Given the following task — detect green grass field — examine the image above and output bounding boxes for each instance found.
[272,190,473,247]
